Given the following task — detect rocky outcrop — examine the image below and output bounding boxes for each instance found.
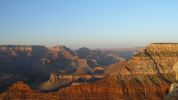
[164,82,178,100]
[92,66,105,74]
[0,45,32,52]
[125,43,178,82]
[49,73,94,82]
[76,47,91,58]
[49,45,89,68]
[76,47,126,66]
[0,81,62,100]
[49,45,75,58]
[9,81,32,91]
[49,73,59,84]
[0,45,49,57]
[105,61,127,75]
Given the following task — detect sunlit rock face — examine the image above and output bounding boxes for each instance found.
[48,45,75,58]
[173,62,178,80]
[164,62,178,100]
[125,43,178,80]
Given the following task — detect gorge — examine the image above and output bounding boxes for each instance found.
[0,43,178,100]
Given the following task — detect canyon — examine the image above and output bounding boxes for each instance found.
[0,45,127,92]
[1,43,178,100]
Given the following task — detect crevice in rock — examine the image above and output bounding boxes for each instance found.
[144,50,171,84]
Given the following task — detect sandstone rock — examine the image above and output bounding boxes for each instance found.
[124,43,178,82]
[9,81,32,91]
[49,73,59,84]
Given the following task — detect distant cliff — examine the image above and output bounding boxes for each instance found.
[0,45,91,92]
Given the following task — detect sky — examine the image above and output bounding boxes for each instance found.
[0,0,178,49]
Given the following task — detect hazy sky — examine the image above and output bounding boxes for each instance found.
[0,0,178,49]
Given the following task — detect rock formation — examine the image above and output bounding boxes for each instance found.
[49,73,59,84]
[0,45,33,56]
[76,47,126,66]
[164,82,178,100]
[56,43,177,100]
[55,43,178,99]
[1,43,178,100]
[125,43,178,82]
[0,45,91,92]
[49,45,89,69]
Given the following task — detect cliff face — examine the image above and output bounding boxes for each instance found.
[0,45,33,52]
[0,45,49,57]
[76,47,127,67]
[48,45,89,68]
[0,45,32,56]
[125,43,178,82]
[1,43,178,100]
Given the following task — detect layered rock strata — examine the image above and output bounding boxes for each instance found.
[1,43,178,100]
